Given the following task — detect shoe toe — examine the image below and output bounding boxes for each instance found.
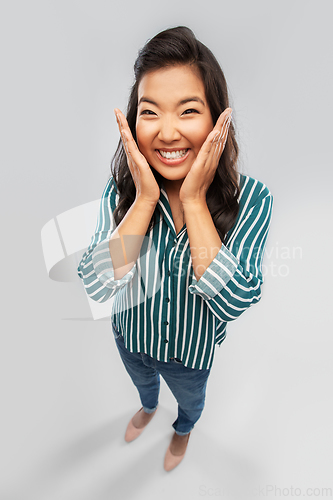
[124,407,158,443]
[164,432,190,471]
[164,445,186,471]
[125,418,144,442]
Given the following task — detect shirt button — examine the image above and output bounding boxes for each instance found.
[167,271,171,276]
[164,339,169,343]
[165,298,170,302]
[164,321,169,325]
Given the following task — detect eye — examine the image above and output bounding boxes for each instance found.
[182,108,200,115]
[140,109,156,115]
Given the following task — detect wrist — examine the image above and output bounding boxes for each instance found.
[182,198,207,210]
[135,197,158,209]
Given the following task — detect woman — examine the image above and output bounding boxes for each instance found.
[77,26,273,471]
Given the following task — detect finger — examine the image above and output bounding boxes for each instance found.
[115,109,134,145]
[221,114,232,143]
[115,109,140,151]
[192,109,232,173]
[114,111,136,173]
[209,115,231,158]
[195,130,220,165]
[210,115,232,164]
[212,139,224,164]
[212,111,232,145]
[214,107,232,131]
[121,129,132,158]
[114,110,138,163]
[114,109,130,140]
[213,112,232,150]
[121,126,151,173]
[211,118,232,159]
[210,141,221,166]
[198,117,227,161]
[114,108,124,132]
[114,109,128,150]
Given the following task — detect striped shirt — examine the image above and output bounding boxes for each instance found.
[77,173,273,370]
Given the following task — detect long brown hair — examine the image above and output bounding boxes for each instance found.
[110,26,240,242]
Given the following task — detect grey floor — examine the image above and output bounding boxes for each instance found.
[3,206,333,499]
[2,1,332,498]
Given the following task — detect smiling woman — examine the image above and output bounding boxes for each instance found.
[77,25,273,472]
[136,65,214,190]
[112,26,240,242]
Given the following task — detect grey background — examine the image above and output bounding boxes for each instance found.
[1,0,332,499]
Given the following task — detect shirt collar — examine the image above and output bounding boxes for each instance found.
[157,180,185,237]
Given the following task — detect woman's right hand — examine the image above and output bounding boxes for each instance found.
[114,108,160,205]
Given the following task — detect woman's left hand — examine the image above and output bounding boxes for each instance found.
[179,108,233,205]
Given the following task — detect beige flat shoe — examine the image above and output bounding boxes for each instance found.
[124,407,158,443]
[164,431,191,471]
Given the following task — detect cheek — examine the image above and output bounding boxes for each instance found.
[191,130,210,152]
[183,120,212,151]
[136,123,152,152]
[135,128,145,153]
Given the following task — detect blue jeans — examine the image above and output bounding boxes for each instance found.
[112,322,211,436]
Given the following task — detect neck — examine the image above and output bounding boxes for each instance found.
[163,180,185,226]
[162,178,184,198]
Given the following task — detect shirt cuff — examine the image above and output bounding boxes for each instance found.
[91,239,136,287]
[188,243,239,299]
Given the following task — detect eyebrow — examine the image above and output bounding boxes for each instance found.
[138,96,206,107]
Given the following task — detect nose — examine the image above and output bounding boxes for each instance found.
[157,116,182,143]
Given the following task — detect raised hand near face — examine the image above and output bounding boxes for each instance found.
[179,108,233,206]
[114,108,161,205]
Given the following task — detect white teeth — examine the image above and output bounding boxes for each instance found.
[159,149,188,159]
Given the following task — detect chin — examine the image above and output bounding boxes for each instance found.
[151,164,190,181]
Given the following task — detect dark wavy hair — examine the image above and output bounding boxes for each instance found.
[110,26,240,242]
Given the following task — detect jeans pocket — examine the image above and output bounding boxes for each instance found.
[112,321,122,340]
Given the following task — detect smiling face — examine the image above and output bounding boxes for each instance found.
[135,64,214,192]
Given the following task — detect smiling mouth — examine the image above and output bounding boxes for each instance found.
[157,149,189,159]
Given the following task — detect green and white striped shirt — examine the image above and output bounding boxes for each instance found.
[77,173,273,370]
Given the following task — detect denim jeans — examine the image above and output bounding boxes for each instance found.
[112,322,211,436]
